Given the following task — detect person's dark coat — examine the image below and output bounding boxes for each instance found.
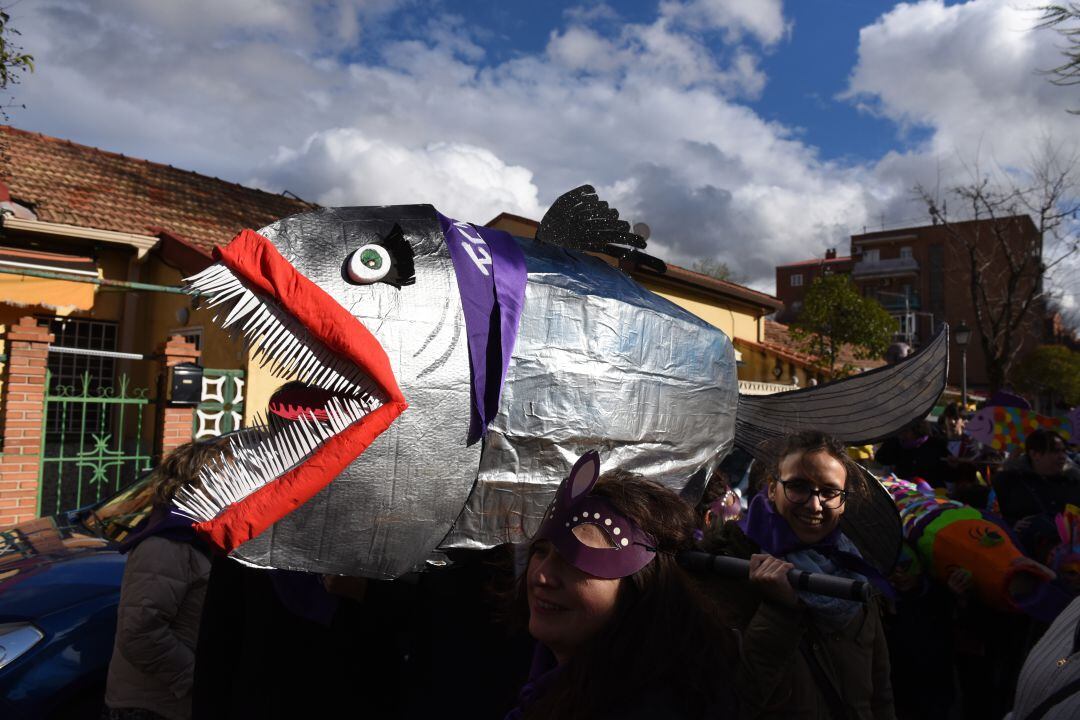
[702,523,895,720]
[875,435,951,488]
[991,456,1080,527]
[105,536,210,720]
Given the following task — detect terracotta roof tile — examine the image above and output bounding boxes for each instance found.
[759,319,886,373]
[1,125,315,253]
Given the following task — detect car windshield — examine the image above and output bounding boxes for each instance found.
[81,472,157,544]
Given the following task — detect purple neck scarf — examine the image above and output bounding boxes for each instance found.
[504,643,561,720]
[438,213,527,445]
[739,492,893,598]
[900,434,929,450]
[117,505,200,554]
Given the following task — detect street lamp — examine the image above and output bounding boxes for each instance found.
[955,320,972,409]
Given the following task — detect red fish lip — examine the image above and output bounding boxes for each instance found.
[214,229,405,405]
[192,229,408,553]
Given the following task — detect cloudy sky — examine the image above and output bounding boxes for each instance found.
[6,0,1078,302]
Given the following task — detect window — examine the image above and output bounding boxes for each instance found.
[790,273,803,287]
[900,246,913,260]
[41,316,118,393]
[38,316,119,436]
[863,248,880,263]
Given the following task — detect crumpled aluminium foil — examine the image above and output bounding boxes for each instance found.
[442,238,738,550]
[227,207,738,578]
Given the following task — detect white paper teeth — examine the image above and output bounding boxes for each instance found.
[174,264,386,523]
[183,264,384,402]
[172,397,369,522]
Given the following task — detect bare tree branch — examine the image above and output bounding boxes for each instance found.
[915,140,1079,390]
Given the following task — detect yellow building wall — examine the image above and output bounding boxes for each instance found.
[633,278,763,344]
[243,360,290,426]
[134,261,246,369]
[0,241,252,449]
[735,343,814,387]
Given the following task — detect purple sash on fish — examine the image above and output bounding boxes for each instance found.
[438,213,528,445]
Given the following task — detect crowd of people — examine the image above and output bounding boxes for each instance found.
[100,398,1080,720]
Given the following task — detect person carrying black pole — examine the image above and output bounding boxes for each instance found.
[697,431,897,720]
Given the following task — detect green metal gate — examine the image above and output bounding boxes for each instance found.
[38,369,155,516]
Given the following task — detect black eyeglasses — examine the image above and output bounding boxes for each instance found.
[778,480,847,509]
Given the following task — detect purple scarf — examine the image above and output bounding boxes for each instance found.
[504,643,562,720]
[899,434,929,450]
[438,213,527,445]
[117,505,200,554]
[739,492,894,598]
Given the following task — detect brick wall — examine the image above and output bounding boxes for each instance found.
[0,317,54,526]
[0,323,203,526]
[156,335,199,459]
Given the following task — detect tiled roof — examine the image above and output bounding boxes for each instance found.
[0,125,315,253]
[750,319,886,373]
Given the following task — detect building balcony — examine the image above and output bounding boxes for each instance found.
[851,256,919,279]
[873,292,921,312]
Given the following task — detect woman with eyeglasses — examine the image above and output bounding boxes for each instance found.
[699,430,896,720]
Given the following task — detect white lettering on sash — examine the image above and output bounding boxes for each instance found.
[454,220,492,276]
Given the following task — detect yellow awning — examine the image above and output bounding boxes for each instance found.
[0,246,98,312]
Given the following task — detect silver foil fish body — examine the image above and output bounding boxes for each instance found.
[188,205,735,579]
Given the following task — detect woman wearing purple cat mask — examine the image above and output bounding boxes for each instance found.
[505,451,736,720]
[699,431,896,720]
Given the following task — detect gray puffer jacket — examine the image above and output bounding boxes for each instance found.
[105,535,211,720]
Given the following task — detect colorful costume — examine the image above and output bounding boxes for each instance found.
[965,405,1079,454]
[883,475,1063,618]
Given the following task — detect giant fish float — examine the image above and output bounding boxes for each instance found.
[174,187,950,579]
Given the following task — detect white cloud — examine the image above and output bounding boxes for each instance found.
[845,0,1074,170]
[10,0,1072,303]
[661,0,791,47]
[7,0,859,293]
[845,0,1080,313]
[255,129,543,223]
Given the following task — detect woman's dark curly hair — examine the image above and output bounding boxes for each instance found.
[516,469,736,719]
[150,437,232,510]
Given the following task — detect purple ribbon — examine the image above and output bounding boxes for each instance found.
[438,212,527,445]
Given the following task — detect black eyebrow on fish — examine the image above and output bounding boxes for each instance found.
[381,224,416,287]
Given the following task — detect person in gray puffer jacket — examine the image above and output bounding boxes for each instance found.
[103,439,229,720]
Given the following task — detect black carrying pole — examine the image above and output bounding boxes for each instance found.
[678,551,872,603]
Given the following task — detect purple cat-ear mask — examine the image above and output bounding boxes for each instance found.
[534,450,657,580]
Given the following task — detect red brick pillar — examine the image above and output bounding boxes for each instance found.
[0,317,54,525]
[156,335,200,460]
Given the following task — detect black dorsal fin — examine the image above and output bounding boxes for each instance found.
[536,184,646,252]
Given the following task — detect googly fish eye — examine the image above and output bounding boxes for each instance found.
[347,244,392,284]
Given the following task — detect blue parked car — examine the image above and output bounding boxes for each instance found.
[0,474,155,719]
